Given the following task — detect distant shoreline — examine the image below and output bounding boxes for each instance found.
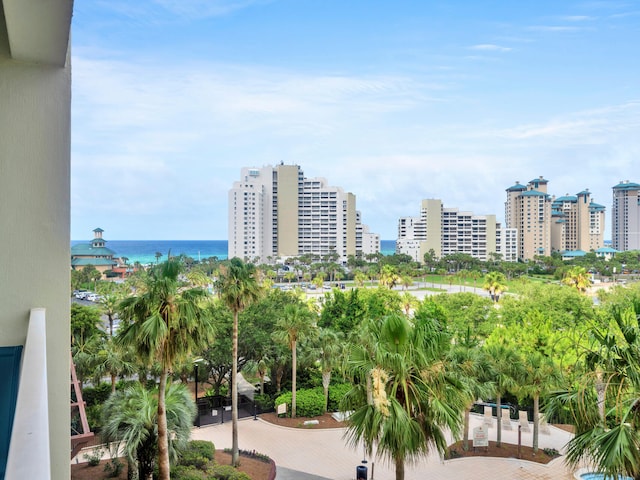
[71,239,396,265]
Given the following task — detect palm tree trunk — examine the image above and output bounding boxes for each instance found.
[157,370,170,480]
[232,311,240,466]
[596,370,606,422]
[463,407,471,451]
[322,371,330,413]
[111,373,117,393]
[291,340,297,419]
[532,395,539,453]
[395,455,405,480]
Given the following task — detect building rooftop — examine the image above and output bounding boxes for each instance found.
[506,182,527,192]
[613,181,640,190]
[519,190,549,197]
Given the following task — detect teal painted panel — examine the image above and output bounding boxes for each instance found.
[0,346,23,480]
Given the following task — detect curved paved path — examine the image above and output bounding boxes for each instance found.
[191,413,578,480]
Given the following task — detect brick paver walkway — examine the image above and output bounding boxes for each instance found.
[190,413,578,480]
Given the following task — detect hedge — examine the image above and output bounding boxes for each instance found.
[274,388,324,417]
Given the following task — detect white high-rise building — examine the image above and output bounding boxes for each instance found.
[228,164,379,263]
[396,199,510,262]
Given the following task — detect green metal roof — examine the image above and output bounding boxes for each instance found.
[561,250,587,257]
[595,247,618,253]
[519,190,549,197]
[71,243,116,256]
[71,258,118,267]
[529,177,548,185]
[506,182,527,192]
[613,181,640,190]
[553,195,577,203]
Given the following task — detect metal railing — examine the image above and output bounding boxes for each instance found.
[5,308,51,480]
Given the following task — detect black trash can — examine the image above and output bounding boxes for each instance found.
[356,465,368,480]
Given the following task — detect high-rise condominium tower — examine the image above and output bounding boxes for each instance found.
[612,180,640,251]
[396,199,512,262]
[228,164,380,263]
[505,177,605,261]
[551,191,605,253]
[505,177,552,261]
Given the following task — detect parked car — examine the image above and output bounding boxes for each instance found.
[87,293,101,302]
[73,289,89,299]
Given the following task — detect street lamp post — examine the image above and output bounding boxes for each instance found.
[194,363,201,427]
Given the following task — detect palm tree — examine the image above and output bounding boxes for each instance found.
[94,337,136,393]
[483,271,508,303]
[256,357,269,395]
[100,293,120,337]
[343,313,468,480]
[546,300,640,478]
[449,337,495,451]
[562,266,592,293]
[272,303,317,418]
[215,257,262,466]
[399,275,413,290]
[316,328,344,413]
[101,382,195,480]
[313,273,325,292]
[400,291,418,316]
[354,271,367,287]
[483,343,522,447]
[155,251,162,264]
[468,270,482,293]
[517,352,561,453]
[117,259,215,480]
[379,265,399,289]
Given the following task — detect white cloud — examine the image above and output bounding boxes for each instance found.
[526,25,582,32]
[153,0,272,17]
[470,44,512,52]
[560,15,595,21]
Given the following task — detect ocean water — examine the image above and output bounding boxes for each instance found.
[71,240,229,265]
[71,239,397,265]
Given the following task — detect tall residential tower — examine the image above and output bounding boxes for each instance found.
[612,180,640,251]
[396,199,513,263]
[228,164,379,263]
[506,177,605,261]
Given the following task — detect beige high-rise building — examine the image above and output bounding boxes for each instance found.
[550,191,605,253]
[396,199,507,262]
[506,177,605,261]
[228,164,379,263]
[612,180,640,251]
[505,177,552,261]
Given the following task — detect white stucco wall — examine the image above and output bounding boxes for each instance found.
[0,7,72,478]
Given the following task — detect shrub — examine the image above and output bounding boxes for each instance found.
[187,440,215,461]
[83,446,104,467]
[103,458,123,478]
[85,404,104,432]
[224,449,272,464]
[210,464,252,480]
[178,440,215,470]
[327,383,351,412]
[274,388,325,417]
[171,465,208,480]
[254,393,274,412]
[543,447,560,458]
[83,383,112,406]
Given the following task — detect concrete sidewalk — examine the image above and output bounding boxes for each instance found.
[190,413,578,480]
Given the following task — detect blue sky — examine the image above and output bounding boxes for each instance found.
[71,0,640,240]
